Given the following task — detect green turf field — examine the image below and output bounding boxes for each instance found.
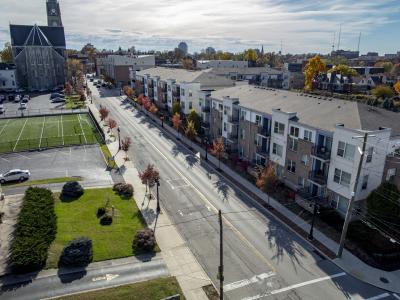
[0,114,101,153]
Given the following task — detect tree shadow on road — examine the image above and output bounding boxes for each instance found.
[265,221,306,273]
[214,179,229,202]
[185,154,198,169]
[57,268,87,284]
[171,145,180,157]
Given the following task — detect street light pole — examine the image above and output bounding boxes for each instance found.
[218,209,224,300]
[156,180,160,213]
[205,138,208,161]
[308,200,318,240]
[117,127,121,151]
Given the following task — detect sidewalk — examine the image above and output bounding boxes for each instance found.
[129,102,400,294]
[89,103,211,300]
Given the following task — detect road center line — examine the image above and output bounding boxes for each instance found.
[241,272,346,300]
[107,99,276,272]
[392,293,400,300]
[224,272,275,292]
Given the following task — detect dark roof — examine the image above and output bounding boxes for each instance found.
[10,24,66,47]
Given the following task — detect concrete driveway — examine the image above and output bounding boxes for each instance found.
[0,145,114,194]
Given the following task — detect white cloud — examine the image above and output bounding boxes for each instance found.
[0,0,399,53]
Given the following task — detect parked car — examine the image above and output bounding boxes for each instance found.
[0,169,30,184]
[23,94,30,100]
[50,93,64,99]
[0,95,5,103]
[20,102,27,110]
[8,94,15,101]
[21,97,29,103]
[0,105,5,114]
[51,97,66,103]
[89,78,94,82]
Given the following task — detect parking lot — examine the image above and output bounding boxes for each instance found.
[0,145,114,194]
[0,92,72,117]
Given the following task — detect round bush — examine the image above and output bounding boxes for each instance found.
[100,212,113,225]
[113,183,134,199]
[59,237,93,267]
[133,228,156,253]
[61,181,84,199]
[113,183,124,193]
[97,207,106,218]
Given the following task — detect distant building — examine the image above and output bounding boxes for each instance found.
[196,60,248,69]
[178,42,188,55]
[282,63,305,90]
[205,47,216,55]
[0,63,18,92]
[331,50,359,59]
[9,0,66,91]
[96,54,155,87]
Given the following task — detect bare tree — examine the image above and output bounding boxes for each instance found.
[121,136,132,161]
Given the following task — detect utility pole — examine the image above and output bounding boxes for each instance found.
[337,132,368,258]
[308,199,319,240]
[337,23,342,51]
[218,210,224,300]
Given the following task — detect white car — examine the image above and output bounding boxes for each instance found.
[0,169,30,184]
[20,102,27,110]
[0,105,5,114]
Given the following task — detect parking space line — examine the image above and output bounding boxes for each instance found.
[241,272,346,300]
[39,116,45,148]
[77,114,87,144]
[61,115,64,145]
[13,118,28,152]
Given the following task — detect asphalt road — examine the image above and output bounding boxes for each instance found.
[90,85,400,300]
[0,256,169,300]
[0,145,114,194]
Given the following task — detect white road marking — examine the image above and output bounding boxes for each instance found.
[0,119,10,137]
[225,272,275,292]
[77,114,87,144]
[39,116,46,148]
[241,272,346,300]
[393,293,400,300]
[365,293,390,300]
[178,210,183,216]
[0,157,10,162]
[206,205,211,211]
[13,118,28,151]
[61,115,64,145]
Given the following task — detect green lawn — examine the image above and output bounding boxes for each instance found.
[0,114,101,153]
[66,95,87,109]
[57,277,185,300]
[46,188,147,268]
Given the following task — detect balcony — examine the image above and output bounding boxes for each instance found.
[201,106,210,113]
[227,132,238,141]
[308,170,328,186]
[256,145,269,157]
[311,145,331,161]
[227,115,239,124]
[296,187,329,208]
[257,126,269,137]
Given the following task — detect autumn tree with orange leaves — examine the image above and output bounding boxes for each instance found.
[256,162,279,194]
[211,137,225,170]
[99,107,109,122]
[172,113,182,137]
[304,55,326,91]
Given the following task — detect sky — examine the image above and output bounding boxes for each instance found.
[0,0,399,54]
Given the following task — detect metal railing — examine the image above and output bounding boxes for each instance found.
[308,170,328,185]
[257,126,269,136]
[311,145,331,161]
[0,108,88,119]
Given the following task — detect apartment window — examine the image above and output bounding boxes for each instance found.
[223,122,227,132]
[287,160,296,173]
[337,141,355,161]
[240,147,244,157]
[274,122,285,135]
[168,86,171,91]
[331,194,349,213]
[298,177,305,187]
[288,137,298,152]
[181,89,185,96]
[334,168,351,187]
[218,104,223,110]
[189,91,192,97]
[361,175,369,190]
[240,110,246,120]
[301,154,308,165]
[290,126,299,137]
[304,130,312,141]
[189,102,192,110]
[366,147,373,163]
[272,143,283,157]
[255,115,261,125]
[240,129,245,140]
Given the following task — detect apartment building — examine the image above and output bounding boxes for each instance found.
[208,85,400,215]
[0,63,18,92]
[282,63,305,90]
[135,67,234,116]
[210,67,281,86]
[196,60,248,69]
[97,55,155,86]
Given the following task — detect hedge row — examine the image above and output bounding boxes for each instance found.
[11,187,57,273]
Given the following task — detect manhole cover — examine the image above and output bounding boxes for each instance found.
[379,277,389,283]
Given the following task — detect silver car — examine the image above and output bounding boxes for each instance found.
[0,169,30,184]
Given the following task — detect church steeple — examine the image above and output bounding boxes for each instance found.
[46,0,63,27]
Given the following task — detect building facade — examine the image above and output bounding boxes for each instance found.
[9,0,66,91]
[196,60,248,69]
[0,63,18,92]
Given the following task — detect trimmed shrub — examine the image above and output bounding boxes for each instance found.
[113,183,134,199]
[97,207,106,218]
[59,237,93,267]
[11,187,57,273]
[133,228,156,253]
[100,212,113,225]
[61,181,84,199]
